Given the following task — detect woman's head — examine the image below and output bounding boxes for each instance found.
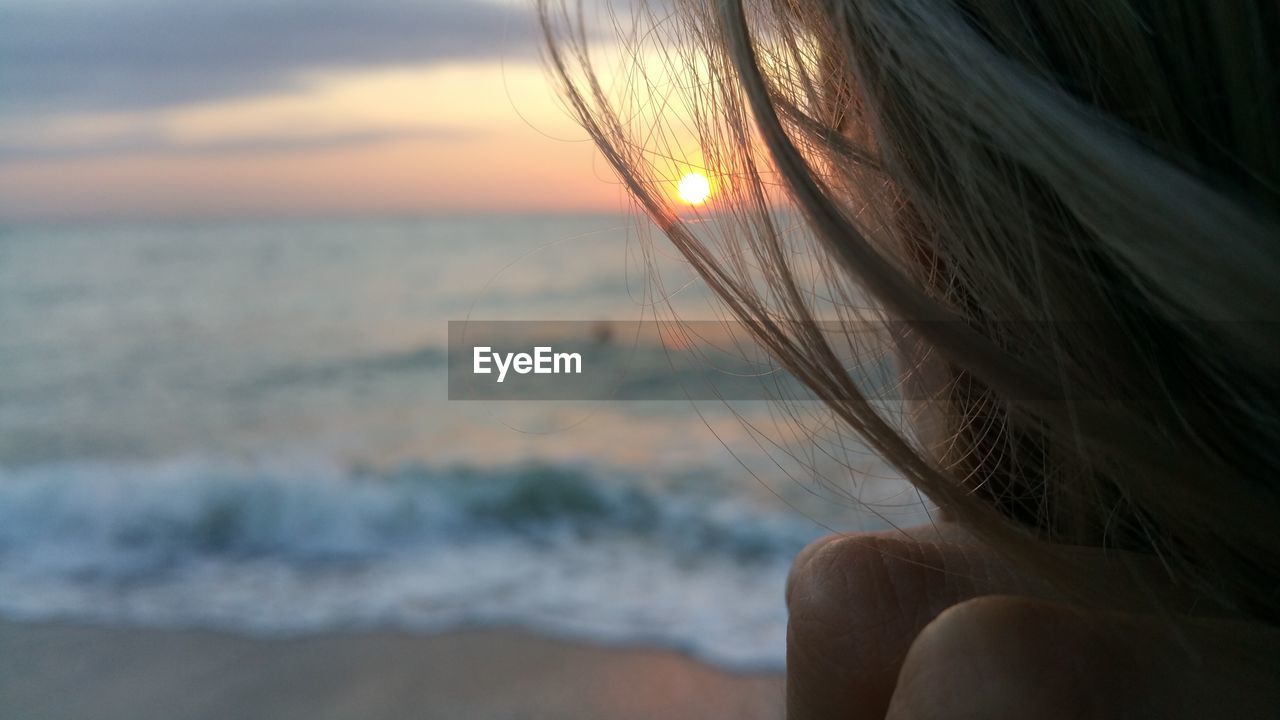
[540,0,1280,619]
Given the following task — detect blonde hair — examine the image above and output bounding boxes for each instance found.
[540,0,1280,620]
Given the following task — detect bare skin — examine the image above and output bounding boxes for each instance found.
[785,525,1280,719]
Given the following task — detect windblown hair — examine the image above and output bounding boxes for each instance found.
[539,0,1280,621]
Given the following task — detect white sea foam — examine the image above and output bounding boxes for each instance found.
[0,456,821,670]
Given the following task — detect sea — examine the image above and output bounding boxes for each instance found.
[0,214,928,671]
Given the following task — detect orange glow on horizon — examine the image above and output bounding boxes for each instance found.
[0,61,627,221]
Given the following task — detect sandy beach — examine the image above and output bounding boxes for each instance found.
[0,620,784,719]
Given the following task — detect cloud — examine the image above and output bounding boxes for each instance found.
[1,0,539,115]
[0,126,479,161]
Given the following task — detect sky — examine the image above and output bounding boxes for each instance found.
[0,0,630,221]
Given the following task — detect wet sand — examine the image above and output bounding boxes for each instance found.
[0,620,784,719]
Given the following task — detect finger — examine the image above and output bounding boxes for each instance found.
[785,525,1050,720]
[886,594,1280,720]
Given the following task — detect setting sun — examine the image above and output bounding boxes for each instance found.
[676,172,712,205]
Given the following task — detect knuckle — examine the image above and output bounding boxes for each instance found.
[786,533,922,715]
[787,534,891,616]
[786,534,922,647]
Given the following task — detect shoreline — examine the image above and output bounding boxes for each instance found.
[0,619,784,719]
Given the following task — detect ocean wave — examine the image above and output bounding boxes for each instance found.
[0,458,814,561]
[0,457,821,670]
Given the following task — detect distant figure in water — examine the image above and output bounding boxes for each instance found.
[590,320,614,346]
[543,0,1280,716]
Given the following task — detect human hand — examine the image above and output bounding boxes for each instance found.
[785,525,1280,719]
